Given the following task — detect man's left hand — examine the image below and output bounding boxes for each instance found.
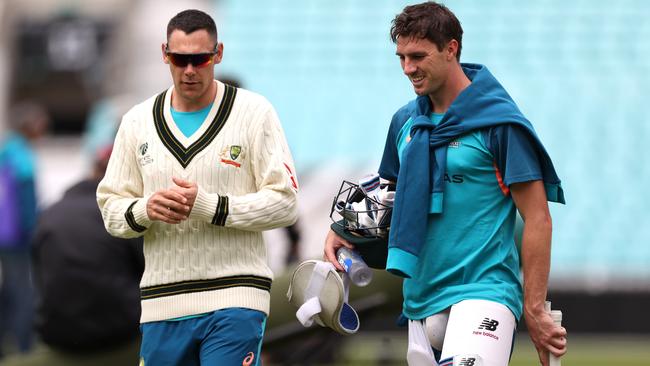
[171,177,198,213]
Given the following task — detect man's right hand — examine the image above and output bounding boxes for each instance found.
[146,189,190,224]
[324,229,354,271]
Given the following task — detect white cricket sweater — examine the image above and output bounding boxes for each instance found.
[97,81,298,323]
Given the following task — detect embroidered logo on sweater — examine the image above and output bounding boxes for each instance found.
[138,142,153,166]
[230,145,242,160]
[220,145,242,167]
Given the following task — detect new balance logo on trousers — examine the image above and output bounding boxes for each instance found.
[478,318,499,332]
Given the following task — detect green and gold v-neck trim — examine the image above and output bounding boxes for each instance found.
[152,84,237,168]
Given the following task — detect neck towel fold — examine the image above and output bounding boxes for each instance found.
[386,63,565,278]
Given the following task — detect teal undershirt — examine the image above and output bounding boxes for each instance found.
[171,105,212,137]
[168,313,209,322]
[431,112,444,125]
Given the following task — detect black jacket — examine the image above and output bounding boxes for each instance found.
[31,179,144,351]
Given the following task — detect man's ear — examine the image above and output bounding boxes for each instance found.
[162,43,169,64]
[213,42,224,65]
[446,39,459,61]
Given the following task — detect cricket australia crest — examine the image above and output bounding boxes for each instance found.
[229,145,242,160]
[220,145,243,168]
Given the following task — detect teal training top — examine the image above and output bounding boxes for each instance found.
[383,64,564,280]
[382,114,547,321]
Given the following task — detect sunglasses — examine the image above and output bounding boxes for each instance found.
[165,46,217,68]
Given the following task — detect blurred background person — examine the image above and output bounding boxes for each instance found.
[1,145,144,366]
[283,221,302,266]
[0,101,49,359]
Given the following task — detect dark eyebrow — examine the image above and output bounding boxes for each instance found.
[396,51,427,57]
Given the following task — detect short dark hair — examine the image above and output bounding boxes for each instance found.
[167,9,218,43]
[390,1,463,61]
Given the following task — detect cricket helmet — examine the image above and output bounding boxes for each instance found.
[329,177,394,269]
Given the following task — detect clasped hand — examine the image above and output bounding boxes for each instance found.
[146,177,198,224]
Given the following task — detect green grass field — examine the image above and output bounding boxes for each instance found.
[510,334,650,366]
[331,332,650,366]
[4,333,649,365]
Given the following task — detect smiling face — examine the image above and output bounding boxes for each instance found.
[162,29,222,110]
[396,36,456,98]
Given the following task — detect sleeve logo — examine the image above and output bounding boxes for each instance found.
[284,162,298,191]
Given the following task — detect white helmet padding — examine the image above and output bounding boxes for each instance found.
[287,260,359,335]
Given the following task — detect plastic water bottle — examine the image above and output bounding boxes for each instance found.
[337,247,373,287]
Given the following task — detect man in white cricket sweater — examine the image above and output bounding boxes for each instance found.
[97,9,298,366]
